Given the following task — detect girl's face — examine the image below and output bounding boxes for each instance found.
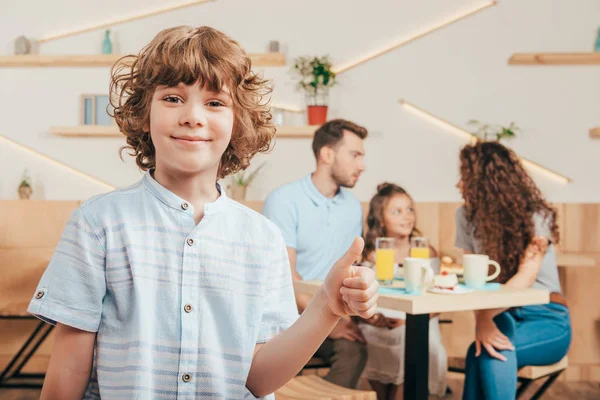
[382,193,416,238]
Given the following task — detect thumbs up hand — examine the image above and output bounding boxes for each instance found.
[321,237,379,319]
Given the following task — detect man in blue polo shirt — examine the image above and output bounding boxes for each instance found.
[263,119,368,389]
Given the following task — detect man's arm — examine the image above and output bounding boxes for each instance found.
[40,323,96,400]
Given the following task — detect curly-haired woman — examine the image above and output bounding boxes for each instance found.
[456,141,571,400]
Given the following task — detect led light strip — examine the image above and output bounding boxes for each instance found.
[333,1,497,74]
[39,0,215,43]
[398,99,572,184]
[0,135,117,190]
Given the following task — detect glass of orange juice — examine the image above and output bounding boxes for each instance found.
[375,237,395,285]
[410,237,430,259]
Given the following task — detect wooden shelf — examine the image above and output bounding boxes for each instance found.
[508,53,600,65]
[51,125,120,137]
[0,53,286,67]
[50,124,316,138]
[590,127,600,139]
[275,125,318,138]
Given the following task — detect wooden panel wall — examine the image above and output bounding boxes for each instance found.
[0,201,79,373]
[1,200,598,382]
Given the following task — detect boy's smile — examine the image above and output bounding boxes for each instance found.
[171,134,213,147]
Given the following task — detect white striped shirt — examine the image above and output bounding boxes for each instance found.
[28,172,298,399]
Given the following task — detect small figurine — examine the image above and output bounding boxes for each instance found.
[18,170,33,200]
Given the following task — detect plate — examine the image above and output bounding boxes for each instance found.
[427,285,473,295]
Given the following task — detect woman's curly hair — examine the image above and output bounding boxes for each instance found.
[363,182,422,259]
[459,141,559,282]
[109,25,276,179]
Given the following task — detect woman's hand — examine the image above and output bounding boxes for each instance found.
[475,315,514,361]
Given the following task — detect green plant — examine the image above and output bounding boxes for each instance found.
[467,120,520,142]
[292,55,336,102]
[230,162,266,187]
[19,169,32,188]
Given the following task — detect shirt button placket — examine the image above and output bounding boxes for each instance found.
[179,232,197,397]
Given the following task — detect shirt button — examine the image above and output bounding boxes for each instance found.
[187,238,194,246]
[184,304,193,313]
[182,373,192,382]
[181,202,189,210]
[35,290,45,299]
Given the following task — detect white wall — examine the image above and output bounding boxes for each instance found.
[1,0,599,202]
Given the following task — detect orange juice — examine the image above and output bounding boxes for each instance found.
[375,248,395,282]
[410,247,430,259]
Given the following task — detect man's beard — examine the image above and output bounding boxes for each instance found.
[331,164,357,189]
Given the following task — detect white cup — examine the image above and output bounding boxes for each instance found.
[403,257,434,292]
[463,254,501,289]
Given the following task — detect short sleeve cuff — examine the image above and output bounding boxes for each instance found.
[27,286,101,332]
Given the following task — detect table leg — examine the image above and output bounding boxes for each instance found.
[404,313,429,400]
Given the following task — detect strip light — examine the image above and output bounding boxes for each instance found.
[0,135,116,190]
[333,1,497,74]
[39,0,214,43]
[398,99,572,184]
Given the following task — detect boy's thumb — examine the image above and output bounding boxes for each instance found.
[335,237,364,272]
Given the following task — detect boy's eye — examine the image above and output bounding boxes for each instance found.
[163,96,182,104]
[207,100,225,107]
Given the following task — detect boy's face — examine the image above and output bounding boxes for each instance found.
[148,82,234,177]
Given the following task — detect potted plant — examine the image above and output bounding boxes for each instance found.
[292,55,336,125]
[227,162,266,202]
[18,169,33,200]
[467,120,520,142]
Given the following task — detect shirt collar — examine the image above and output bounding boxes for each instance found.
[142,171,228,215]
[302,174,346,206]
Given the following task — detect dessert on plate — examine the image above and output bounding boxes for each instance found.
[433,271,458,290]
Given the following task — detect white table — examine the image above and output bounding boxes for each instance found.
[294,280,549,400]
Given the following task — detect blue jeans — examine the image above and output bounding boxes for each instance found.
[463,303,571,400]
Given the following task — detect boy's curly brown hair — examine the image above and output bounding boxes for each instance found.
[109,26,276,178]
[459,141,559,282]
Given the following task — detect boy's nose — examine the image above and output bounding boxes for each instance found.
[181,104,208,126]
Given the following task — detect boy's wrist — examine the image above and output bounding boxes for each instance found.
[312,287,341,324]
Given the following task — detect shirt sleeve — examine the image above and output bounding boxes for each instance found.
[454,206,475,252]
[354,200,364,238]
[533,213,553,241]
[27,206,106,332]
[256,233,299,343]
[262,190,298,249]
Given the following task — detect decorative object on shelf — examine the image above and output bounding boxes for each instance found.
[467,120,520,142]
[271,107,285,126]
[82,94,114,125]
[595,27,600,52]
[14,36,34,55]
[227,162,266,201]
[18,170,33,200]
[292,55,336,125]
[268,40,280,53]
[102,30,113,54]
